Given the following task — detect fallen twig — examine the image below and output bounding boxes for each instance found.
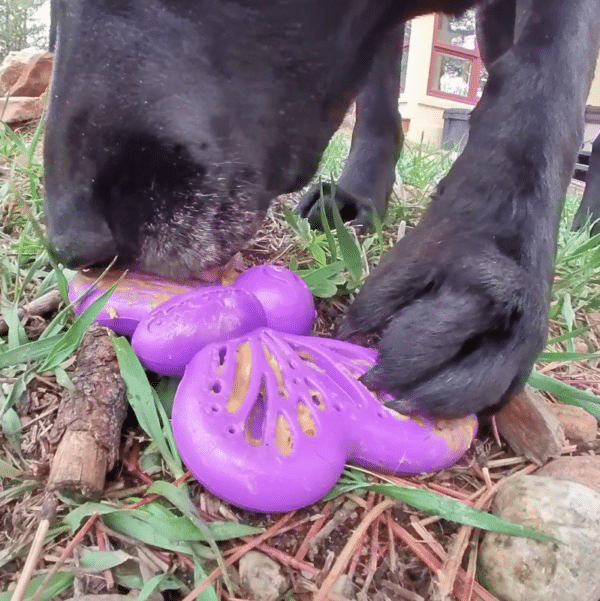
[95,521,115,590]
[243,541,318,575]
[10,495,58,601]
[30,512,99,601]
[0,290,62,335]
[360,514,380,595]
[294,501,333,562]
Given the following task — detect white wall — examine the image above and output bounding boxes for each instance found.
[399,15,474,147]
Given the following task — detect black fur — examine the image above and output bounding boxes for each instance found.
[45,0,600,417]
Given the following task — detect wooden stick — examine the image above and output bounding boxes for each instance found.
[294,502,332,562]
[10,496,58,601]
[48,325,127,498]
[30,513,99,601]
[95,521,115,590]
[0,290,62,335]
[360,515,380,594]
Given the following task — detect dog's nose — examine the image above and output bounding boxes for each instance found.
[49,220,118,269]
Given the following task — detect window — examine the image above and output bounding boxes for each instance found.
[428,11,488,104]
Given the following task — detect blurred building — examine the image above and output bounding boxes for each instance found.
[400,12,600,151]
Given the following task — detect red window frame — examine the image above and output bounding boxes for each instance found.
[427,13,484,105]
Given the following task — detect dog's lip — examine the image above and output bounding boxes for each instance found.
[78,252,245,286]
[78,265,220,285]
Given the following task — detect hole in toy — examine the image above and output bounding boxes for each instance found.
[297,402,316,437]
[262,343,289,399]
[275,414,294,456]
[217,347,227,374]
[297,350,325,373]
[309,388,326,412]
[211,382,222,394]
[211,405,220,413]
[227,342,252,414]
[244,380,267,447]
[227,426,236,434]
[334,404,343,412]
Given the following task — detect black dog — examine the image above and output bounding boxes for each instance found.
[44,0,600,417]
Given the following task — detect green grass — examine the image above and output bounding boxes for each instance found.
[2,122,600,600]
[314,130,350,182]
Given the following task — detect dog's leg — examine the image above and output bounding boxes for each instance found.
[573,131,600,235]
[340,0,600,417]
[295,24,403,230]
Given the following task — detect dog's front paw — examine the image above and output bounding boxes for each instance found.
[338,225,549,417]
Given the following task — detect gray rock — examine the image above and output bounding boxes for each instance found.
[239,550,289,601]
[479,475,600,601]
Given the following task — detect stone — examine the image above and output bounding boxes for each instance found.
[8,52,53,97]
[239,550,289,601]
[536,455,600,495]
[547,403,597,444]
[0,48,42,92]
[478,475,600,601]
[0,92,46,124]
[495,387,564,465]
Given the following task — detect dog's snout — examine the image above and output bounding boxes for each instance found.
[48,214,117,270]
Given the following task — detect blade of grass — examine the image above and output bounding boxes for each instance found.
[537,351,600,362]
[0,456,22,479]
[40,283,118,371]
[318,190,337,262]
[113,337,184,477]
[1,303,28,349]
[546,325,595,345]
[0,335,63,370]
[136,573,185,601]
[1,372,29,418]
[79,549,133,572]
[0,573,74,601]
[65,503,199,556]
[371,208,386,257]
[528,370,600,420]
[149,480,234,594]
[372,484,556,542]
[330,184,363,284]
[298,261,346,286]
